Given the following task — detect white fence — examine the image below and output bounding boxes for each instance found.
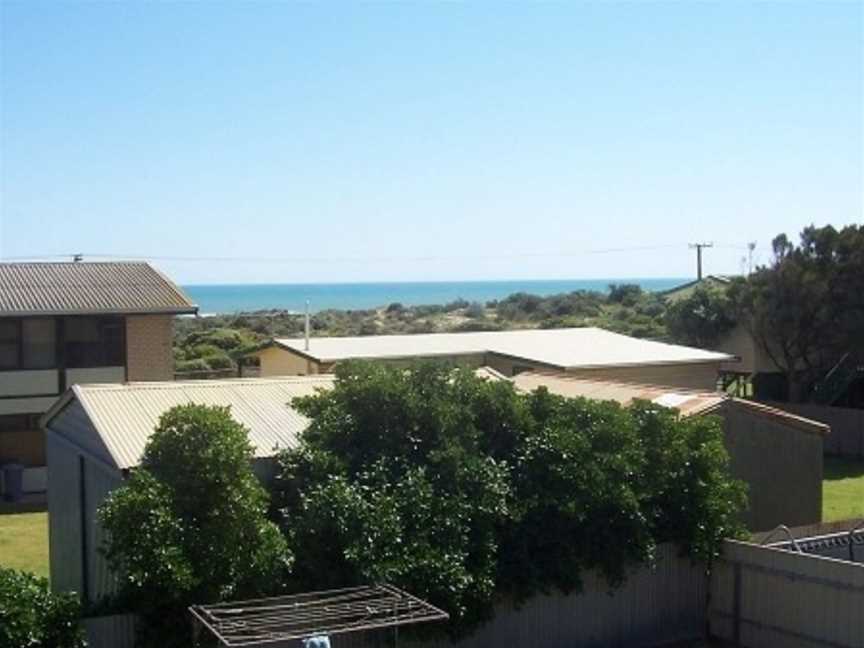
[709,539,864,648]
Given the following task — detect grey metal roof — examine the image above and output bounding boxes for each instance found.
[0,262,197,316]
[44,376,335,469]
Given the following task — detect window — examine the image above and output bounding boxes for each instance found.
[0,321,18,370]
[22,319,56,369]
[0,319,57,370]
[64,317,125,368]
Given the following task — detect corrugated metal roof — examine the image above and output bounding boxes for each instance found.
[272,327,733,369]
[51,376,334,469]
[510,371,725,416]
[0,262,197,316]
[509,371,829,433]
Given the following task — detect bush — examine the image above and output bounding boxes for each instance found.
[99,405,291,648]
[608,283,643,306]
[275,362,746,637]
[465,302,486,319]
[203,353,235,370]
[174,358,210,373]
[665,286,736,348]
[0,568,86,648]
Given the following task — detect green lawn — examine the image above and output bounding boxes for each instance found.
[823,457,864,522]
[0,511,49,578]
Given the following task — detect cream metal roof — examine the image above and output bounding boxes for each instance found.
[510,371,725,417]
[272,327,733,369]
[0,262,197,316]
[44,376,334,470]
[510,371,829,433]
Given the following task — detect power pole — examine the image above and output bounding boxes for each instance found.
[688,242,713,280]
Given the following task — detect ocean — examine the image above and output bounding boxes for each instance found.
[183,278,686,315]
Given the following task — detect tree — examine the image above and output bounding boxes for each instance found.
[275,362,516,634]
[274,362,746,636]
[99,404,291,648]
[665,285,737,348]
[733,225,864,401]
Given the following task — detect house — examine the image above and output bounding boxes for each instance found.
[256,327,735,390]
[510,371,829,532]
[0,262,197,497]
[41,376,333,601]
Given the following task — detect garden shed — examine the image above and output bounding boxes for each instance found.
[41,376,334,602]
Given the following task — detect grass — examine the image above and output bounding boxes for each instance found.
[823,457,864,522]
[0,511,49,578]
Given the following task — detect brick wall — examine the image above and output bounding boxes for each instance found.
[126,315,174,381]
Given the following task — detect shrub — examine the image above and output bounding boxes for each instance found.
[608,283,643,306]
[202,353,235,370]
[174,358,210,373]
[275,362,746,637]
[0,568,85,648]
[99,405,291,648]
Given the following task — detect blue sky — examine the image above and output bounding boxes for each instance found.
[1,2,861,284]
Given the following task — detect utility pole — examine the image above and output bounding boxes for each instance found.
[688,242,713,280]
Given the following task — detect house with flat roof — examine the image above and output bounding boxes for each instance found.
[256,327,735,390]
[0,261,197,497]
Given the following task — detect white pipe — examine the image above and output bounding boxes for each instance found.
[305,301,310,351]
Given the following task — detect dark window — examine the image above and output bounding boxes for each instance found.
[64,317,125,368]
[0,321,18,370]
[22,319,56,369]
[0,318,57,370]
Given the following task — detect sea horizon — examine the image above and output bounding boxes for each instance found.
[183,277,690,315]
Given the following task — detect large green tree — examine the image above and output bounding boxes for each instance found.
[733,224,864,401]
[99,404,291,648]
[664,285,738,349]
[275,362,745,636]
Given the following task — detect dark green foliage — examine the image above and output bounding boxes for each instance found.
[733,224,864,401]
[99,404,291,648]
[607,283,643,306]
[174,357,211,373]
[665,286,737,348]
[275,362,746,637]
[0,568,85,648]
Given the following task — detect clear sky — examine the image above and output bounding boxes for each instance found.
[1,2,861,284]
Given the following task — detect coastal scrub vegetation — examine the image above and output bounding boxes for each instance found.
[274,361,747,636]
[174,283,673,372]
[174,224,863,405]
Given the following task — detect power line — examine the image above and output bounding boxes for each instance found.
[0,244,689,265]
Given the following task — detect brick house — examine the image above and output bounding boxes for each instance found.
[0,262,197,496]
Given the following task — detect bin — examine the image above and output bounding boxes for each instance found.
[2,463,24,502]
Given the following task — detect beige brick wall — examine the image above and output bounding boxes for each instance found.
[126,315,175,381]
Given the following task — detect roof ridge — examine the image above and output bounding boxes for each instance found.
[76,375,336,391]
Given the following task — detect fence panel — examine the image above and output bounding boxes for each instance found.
[412,543,706,648]
[83,614,136,648]
[709,539,864,648]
